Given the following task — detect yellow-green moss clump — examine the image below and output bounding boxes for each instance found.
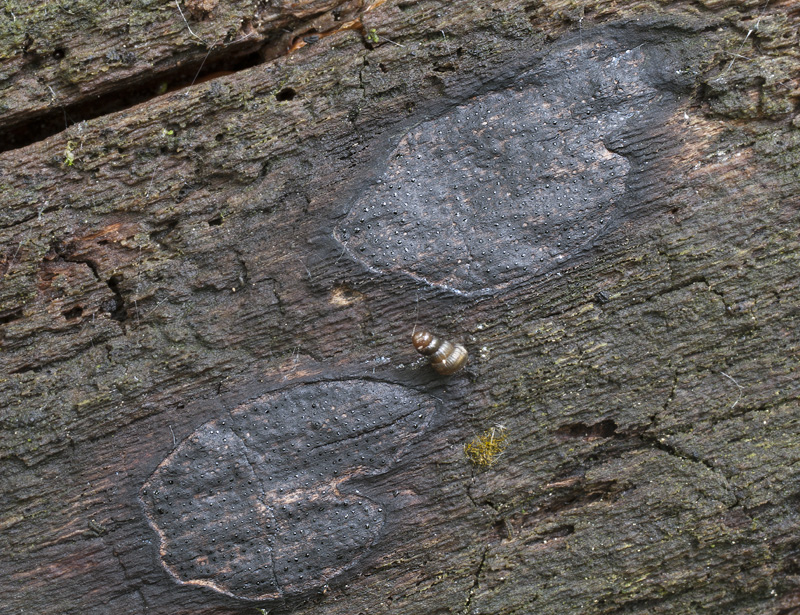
[464,427,507,467]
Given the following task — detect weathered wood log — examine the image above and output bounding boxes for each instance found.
[2,0,799,614]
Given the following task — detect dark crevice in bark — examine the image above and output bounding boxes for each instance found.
[3,47,265,154]
[462,546,489,615]
[52,241,129,328]
[105,274,128,324]
[2,9,371,155]
[0,306,24,325]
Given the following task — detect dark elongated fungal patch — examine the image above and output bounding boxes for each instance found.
[140,380,436,601]
[335,44,671,293]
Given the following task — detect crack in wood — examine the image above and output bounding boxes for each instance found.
[462,545,489,615]
[2,2,373,154]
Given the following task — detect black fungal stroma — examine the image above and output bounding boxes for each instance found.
[141,381,436,601]
[335,45,666,293]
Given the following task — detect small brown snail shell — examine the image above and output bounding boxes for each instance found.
[412,330,468,375]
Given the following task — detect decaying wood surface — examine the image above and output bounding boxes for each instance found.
[1,1,799,614]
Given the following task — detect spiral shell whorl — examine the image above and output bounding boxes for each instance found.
[412,330,468,375]
[412,330,438,356]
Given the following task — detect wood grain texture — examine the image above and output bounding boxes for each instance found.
[1,0,799,613]
[0,0,369,149]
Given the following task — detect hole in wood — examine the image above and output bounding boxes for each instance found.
[62,306,84,320]
[0,307,23,325]
[275,87,297,101]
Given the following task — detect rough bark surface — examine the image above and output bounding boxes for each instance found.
[1,1,799,614]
